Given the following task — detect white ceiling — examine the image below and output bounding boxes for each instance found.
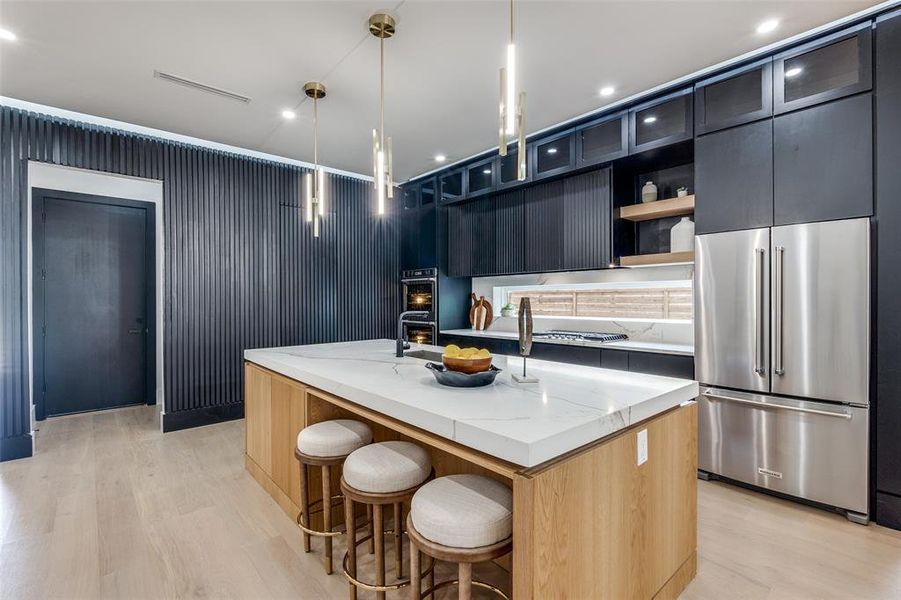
[0,0,883,181]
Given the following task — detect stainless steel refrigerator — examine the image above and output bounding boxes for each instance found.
[695,218,870,522]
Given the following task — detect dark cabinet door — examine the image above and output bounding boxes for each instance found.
[466,156,496,199]
[600,349,630,371]
[576,112,628,167]
[875,9,901,508]
[630,89,693,153]
[695,58,773,135]
[531,130,576,181]
[774,22,872,115]
[530,343,601,367]
[695,120,774,234]
[774,93,873,225]
[400,185,420,270]
[524,179,566,272]
[497,144,530,190]
[439,168,466,204]
[419,179,437,268]
[490,190,525,275]
[446,203,473,277]
[563,169,612,270]
[628,352,694,379]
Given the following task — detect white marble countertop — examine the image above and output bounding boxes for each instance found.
[440,328,694,357]
[244,340,698,468]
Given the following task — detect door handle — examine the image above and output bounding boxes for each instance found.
[703,390,852,420]
[128,328,142,335]
[754,248,766,375]
[773,245,785,376]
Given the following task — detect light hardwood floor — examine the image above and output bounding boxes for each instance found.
[1,404,900,599]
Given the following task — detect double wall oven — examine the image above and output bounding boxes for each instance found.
[401,268,437,345]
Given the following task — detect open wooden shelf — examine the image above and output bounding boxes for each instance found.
[618,251,695,268]
[617,195,695,222]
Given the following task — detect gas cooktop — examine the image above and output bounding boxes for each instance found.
[531,330,628,343]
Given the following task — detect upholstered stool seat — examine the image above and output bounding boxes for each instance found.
[341,441,435,600]
[343,441,432,493]
[297,419,372,457]
[408,475,513,600]
[295,419,372,575]
[410,474,512,548]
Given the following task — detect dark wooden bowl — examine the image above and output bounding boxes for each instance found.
[442,355,492,374]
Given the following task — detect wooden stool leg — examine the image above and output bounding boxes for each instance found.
[427,560,435,600]
[299,462,311,553]
[322,465,333,574]
[409,541,421,600]
[367,504,374,554]
[373,504,386,600]
[458,562,473,600]
[393,502,403,578]
[343,495,357,600]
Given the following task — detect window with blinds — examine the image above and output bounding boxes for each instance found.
[506,286,692,320]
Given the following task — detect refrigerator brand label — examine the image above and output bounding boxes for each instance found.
[758,467,783,479]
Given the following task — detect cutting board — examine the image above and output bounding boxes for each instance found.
[469,293,494,331]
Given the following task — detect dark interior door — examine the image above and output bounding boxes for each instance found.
[39,194,149,416]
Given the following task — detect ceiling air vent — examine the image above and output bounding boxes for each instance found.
[153,70,251,104]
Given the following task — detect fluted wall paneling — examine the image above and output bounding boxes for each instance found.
[0,106,399,455]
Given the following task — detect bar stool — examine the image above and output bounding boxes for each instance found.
[295,419,372,574]
[408,474,513,600]
[341,441,435,600]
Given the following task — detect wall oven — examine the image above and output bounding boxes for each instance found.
[402,268,437,344]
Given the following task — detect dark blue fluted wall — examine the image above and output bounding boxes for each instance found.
[0,105,399,458]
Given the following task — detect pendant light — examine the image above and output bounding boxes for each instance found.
[499,0,526,181]
[303,81,327,237]
[369,13,395,215]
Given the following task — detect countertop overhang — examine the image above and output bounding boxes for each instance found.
[244,340,698,468]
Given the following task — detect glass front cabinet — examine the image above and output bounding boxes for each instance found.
[695,58,773,135]
[629,88,694,153]
[774,22,873,114]
[575,111,628,167]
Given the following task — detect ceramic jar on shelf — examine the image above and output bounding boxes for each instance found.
[670,217,695,252]
[641,181,658,203]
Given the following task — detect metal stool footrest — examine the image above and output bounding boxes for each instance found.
[342,533,435,593]
[296,494,368,538]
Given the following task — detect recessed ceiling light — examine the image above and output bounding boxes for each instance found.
[547,147,558,154]
[643,116,657,124]
[281,109,296,120]
[483,169,491,174]
[785,67,803,78]
[0,28,16,42]
[756,19,779,34]
[600,86,615,97]
[434,154,447,163]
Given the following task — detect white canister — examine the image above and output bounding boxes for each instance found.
[641,181,658,203]
[670,217,695,252]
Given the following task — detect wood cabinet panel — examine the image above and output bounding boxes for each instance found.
[270,375,306,506]
[695,120,774,234]
[244,363,272,474]
[514,403,697,598]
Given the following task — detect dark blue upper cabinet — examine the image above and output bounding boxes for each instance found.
[466,156,497,198]
[402,182,420,210]
[531,129,576,181]
[629,88,693,153]
[695,58,773,135]
[496,143,531,190]
[575,111,628,167]
[774,22,872,115]
[439,168,466,204]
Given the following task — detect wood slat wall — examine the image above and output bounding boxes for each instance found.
[0,106,399,457]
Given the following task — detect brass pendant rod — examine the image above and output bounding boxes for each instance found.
[510,0,514,42]
[380,36,385,153]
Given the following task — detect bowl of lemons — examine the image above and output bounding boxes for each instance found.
[442,344,492,374]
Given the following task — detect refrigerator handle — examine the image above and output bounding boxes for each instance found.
[754,248,766,375]
[774,245,785,376]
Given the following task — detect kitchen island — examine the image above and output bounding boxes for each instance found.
[244,340,698,598]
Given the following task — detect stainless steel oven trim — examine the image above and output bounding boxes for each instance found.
[701,387,852,419]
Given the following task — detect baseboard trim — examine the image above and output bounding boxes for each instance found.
[1,433,34,462]
[876,491,901,531]
[161,403,244,432]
